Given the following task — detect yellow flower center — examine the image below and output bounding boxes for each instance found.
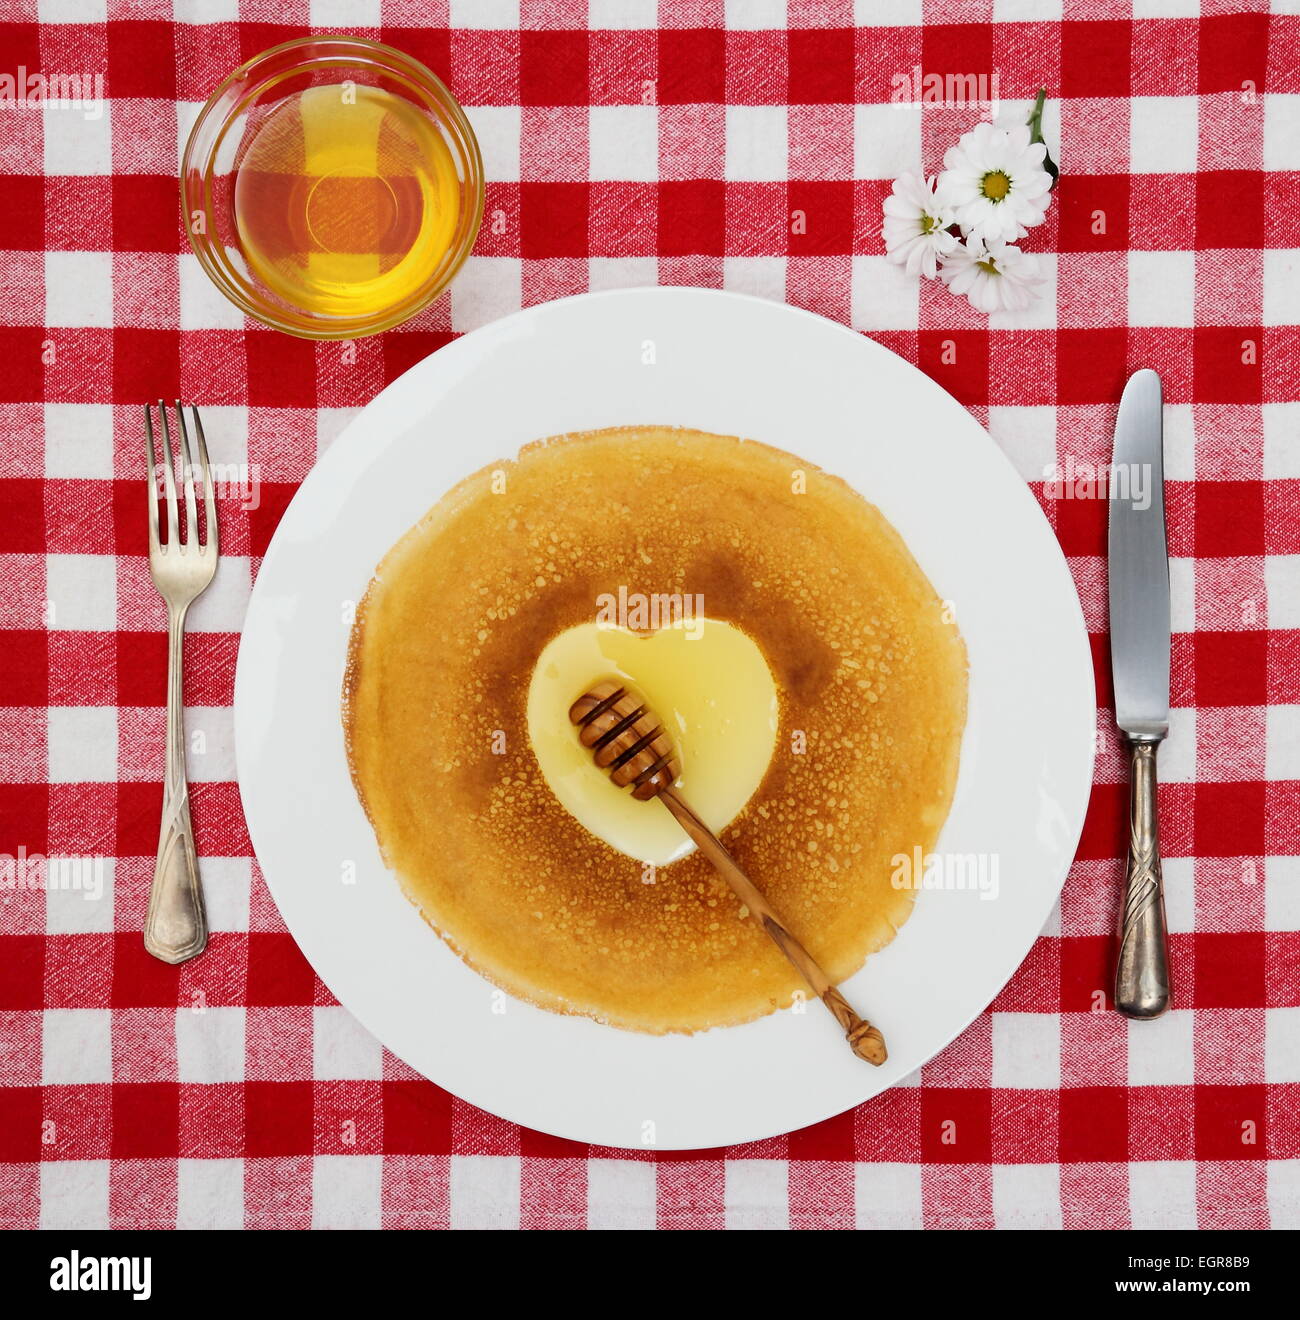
[981,170,1011,202]
[921,214,940,234]
[976,259,1000,275]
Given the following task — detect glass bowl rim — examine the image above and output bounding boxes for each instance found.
[180,34,485,340]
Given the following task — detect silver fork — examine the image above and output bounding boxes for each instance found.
[143,402,218,964]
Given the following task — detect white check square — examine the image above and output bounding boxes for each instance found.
[1127,250,1195,327]
[1129,1161,1197,1228]
[1264,404,1300,479]
[1126,1008,1194,1085]
[313,1156,383,1229]
[1266,1007,1300,1083]
[588,257,658,291]
[855,103,921,181]
[993,1164,1062,1228]
[1129,97,1198,174]
[1133,0,1200,14]
[177,1159,244,1229]
[451,258,523,332]
[310,0,381,24]
[176,1005,246,1084]
[450,0,518,27]
[1266,856,1300,932]
[449,1156,521,1229]
[187,555,252,634]
[589,0,657,26]
[41,1161,109,1230]
[183,706,236,783]
[1163,404,1195,481]
[1268,706,1300,781]
[995,0,1062,16]
[1264,96,1300,172]
[589,106,658,182]
[1265,556,1300,629]
[43,1009,112,1084]
[465,106,521,184]
[44,252,113,329]
[988,406,1057,483]
[44,404,114,480]
[991,1012,1060,1089]
[856,1163,922,1228]
[46,553,117,632]
[726,0,785,26]
[723,255,787,303]
[45,857,115,934]
[725,106,787,182]
[1263,250,1300,327]
[313,1005,384,1081]
[586,1159,656,1229]
[39,0,108,18]
[43,101,112,176]
[179,253,247,331]
[724,1160,788,1229]
[851,254,918,331]
[990,253,1058,331]
[1161,706,1196,783]
[199,857,252,934]
[1169,557,1195,633]
[47,705,117,784]
[854,0,923,23]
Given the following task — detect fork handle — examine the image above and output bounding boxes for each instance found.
[144,608,208,964]
[1114,738,1169,1019]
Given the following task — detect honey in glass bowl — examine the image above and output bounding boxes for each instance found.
[183,37,484,340]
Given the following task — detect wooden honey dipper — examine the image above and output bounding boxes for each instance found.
[569,680,887,1065]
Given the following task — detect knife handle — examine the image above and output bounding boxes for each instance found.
[1115,738,1171,1019]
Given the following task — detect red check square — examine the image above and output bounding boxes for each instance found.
[788,29,855,105]
[245,1080,314,1157]
[1196,481,1266,558]
[1062,21,1132,98]
[107,21,178,100]
[112,1081,180,1158]
[1060,1085,1128,1162]
[1195,1084,1267,1160]
[520,29,589,107]
[1195,631,1268,707]
[1195,782,1266,858]
[657,29,726,104]
[382,1079,454,1156]
[920,1087,993,1164]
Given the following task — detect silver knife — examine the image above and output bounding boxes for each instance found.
[1108,368,1171,1018]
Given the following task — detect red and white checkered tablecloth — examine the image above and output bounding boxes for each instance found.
[0,0,1297,1232]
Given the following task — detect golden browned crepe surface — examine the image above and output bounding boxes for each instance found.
[344,427,967,1033]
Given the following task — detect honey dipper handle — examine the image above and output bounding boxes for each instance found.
[658,788,887,1066]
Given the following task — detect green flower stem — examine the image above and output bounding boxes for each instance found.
[1028,88,1060,190]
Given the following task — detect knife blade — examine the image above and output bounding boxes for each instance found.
[1108,368,1170,740]
[1108,367,1171,1019]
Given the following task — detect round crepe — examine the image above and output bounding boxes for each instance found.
[344,426,967,1033]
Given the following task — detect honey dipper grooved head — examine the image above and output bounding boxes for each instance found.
[568,680,681,801]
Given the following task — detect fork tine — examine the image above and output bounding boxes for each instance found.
[143,404,161,552]
[174,400,199,547]
[158,399,179,548]
[191,406,218,554]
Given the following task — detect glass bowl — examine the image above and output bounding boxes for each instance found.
[181,36,484,340]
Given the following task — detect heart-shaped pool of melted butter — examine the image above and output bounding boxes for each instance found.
[526,619,778,866]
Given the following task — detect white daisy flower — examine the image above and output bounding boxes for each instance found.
[938,121,1053,244]
[938,238,1044,315]
[881,173,960,279]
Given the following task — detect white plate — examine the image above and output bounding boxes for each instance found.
[235,287,1095,1150]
